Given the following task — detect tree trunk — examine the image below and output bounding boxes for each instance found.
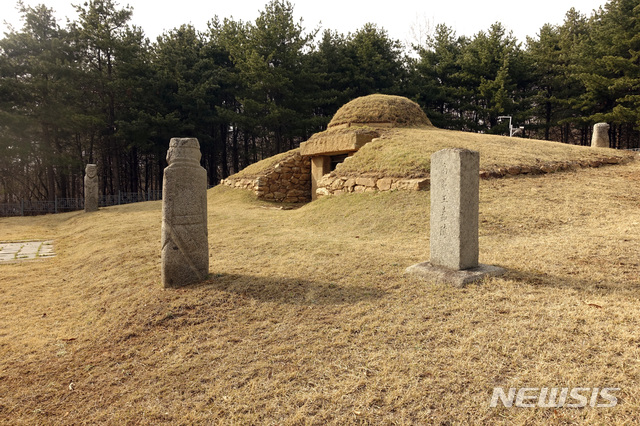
[544,99,551,140]
[220,123,229,178]
[609,124,616,149]
[252,135,257,163]
[243,131,250,169]
[208,124,218,185]
[275,127,282,156]
[231,125,239,174]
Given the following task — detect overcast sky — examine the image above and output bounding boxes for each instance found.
[2,0,608,46]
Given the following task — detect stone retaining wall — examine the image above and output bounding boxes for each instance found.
[315,175,429,198]
[222,152,311,203]
[315,155,632,198]
[224,153,633,202]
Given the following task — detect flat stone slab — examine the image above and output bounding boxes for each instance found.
[0,241,56,263]
[300,129,379,156]
[405,262,506,287]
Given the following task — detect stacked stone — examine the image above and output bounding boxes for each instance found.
[314,155,631,198]
[223,151,632,202]
[222,152,311,203]
[255,153,311,203]
[222,178,255,191]
[315,174,429,197]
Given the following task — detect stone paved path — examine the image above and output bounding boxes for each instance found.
[0,241,56,263]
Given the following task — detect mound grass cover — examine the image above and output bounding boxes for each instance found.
[328,94,433,128]
[227,94,631,182]
[333,127,633,178]
[229,148,301,180]
[1,161,639,424]
[226,125,633,182]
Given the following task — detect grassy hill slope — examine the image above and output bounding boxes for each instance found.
[337,127,632,177]
[0,160,639,424]
[227,126,633,181]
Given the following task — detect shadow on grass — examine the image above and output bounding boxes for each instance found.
[505,269,638,295]
[184,273,386,305]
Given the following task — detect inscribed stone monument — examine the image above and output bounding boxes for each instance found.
[591,123,610,148]
[405,148,504,286]
[84,164,98,212]
[161,138,209,288]
[430,148,479,269]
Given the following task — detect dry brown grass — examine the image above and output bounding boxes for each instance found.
[328,94,433,128]
[228,126,633,182]
[230,148,301,180]
[335,127,634,178]
[1,160,639,424]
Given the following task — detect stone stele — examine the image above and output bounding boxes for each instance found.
[430,148,480,270]
[161,138,209,288]
[84,164,99,212]
[405,148,505,287]
[591,122,610,148]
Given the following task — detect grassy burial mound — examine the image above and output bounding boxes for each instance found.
[327,93,433,128]
[233,128,633,181]
[1,155,639,423]
[333,127,633,178]
[224,95,634,201]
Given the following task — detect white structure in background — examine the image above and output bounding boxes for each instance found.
[497,116,524,137]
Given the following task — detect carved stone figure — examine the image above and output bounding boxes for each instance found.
[161,138,209,288]
[84,164,98,213]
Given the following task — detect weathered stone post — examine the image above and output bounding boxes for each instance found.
[430,148,479,270]
[406,148,504,286]
[161,138,209,288]
[310,156,331,200]
[591,123,610,148]
[84,164,98,212]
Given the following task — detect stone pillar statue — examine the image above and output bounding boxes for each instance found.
[161,138,208,288]
[591,123,610,148]
[84,164,98,212]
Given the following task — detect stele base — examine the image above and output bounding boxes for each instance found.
[405,262,506,287]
